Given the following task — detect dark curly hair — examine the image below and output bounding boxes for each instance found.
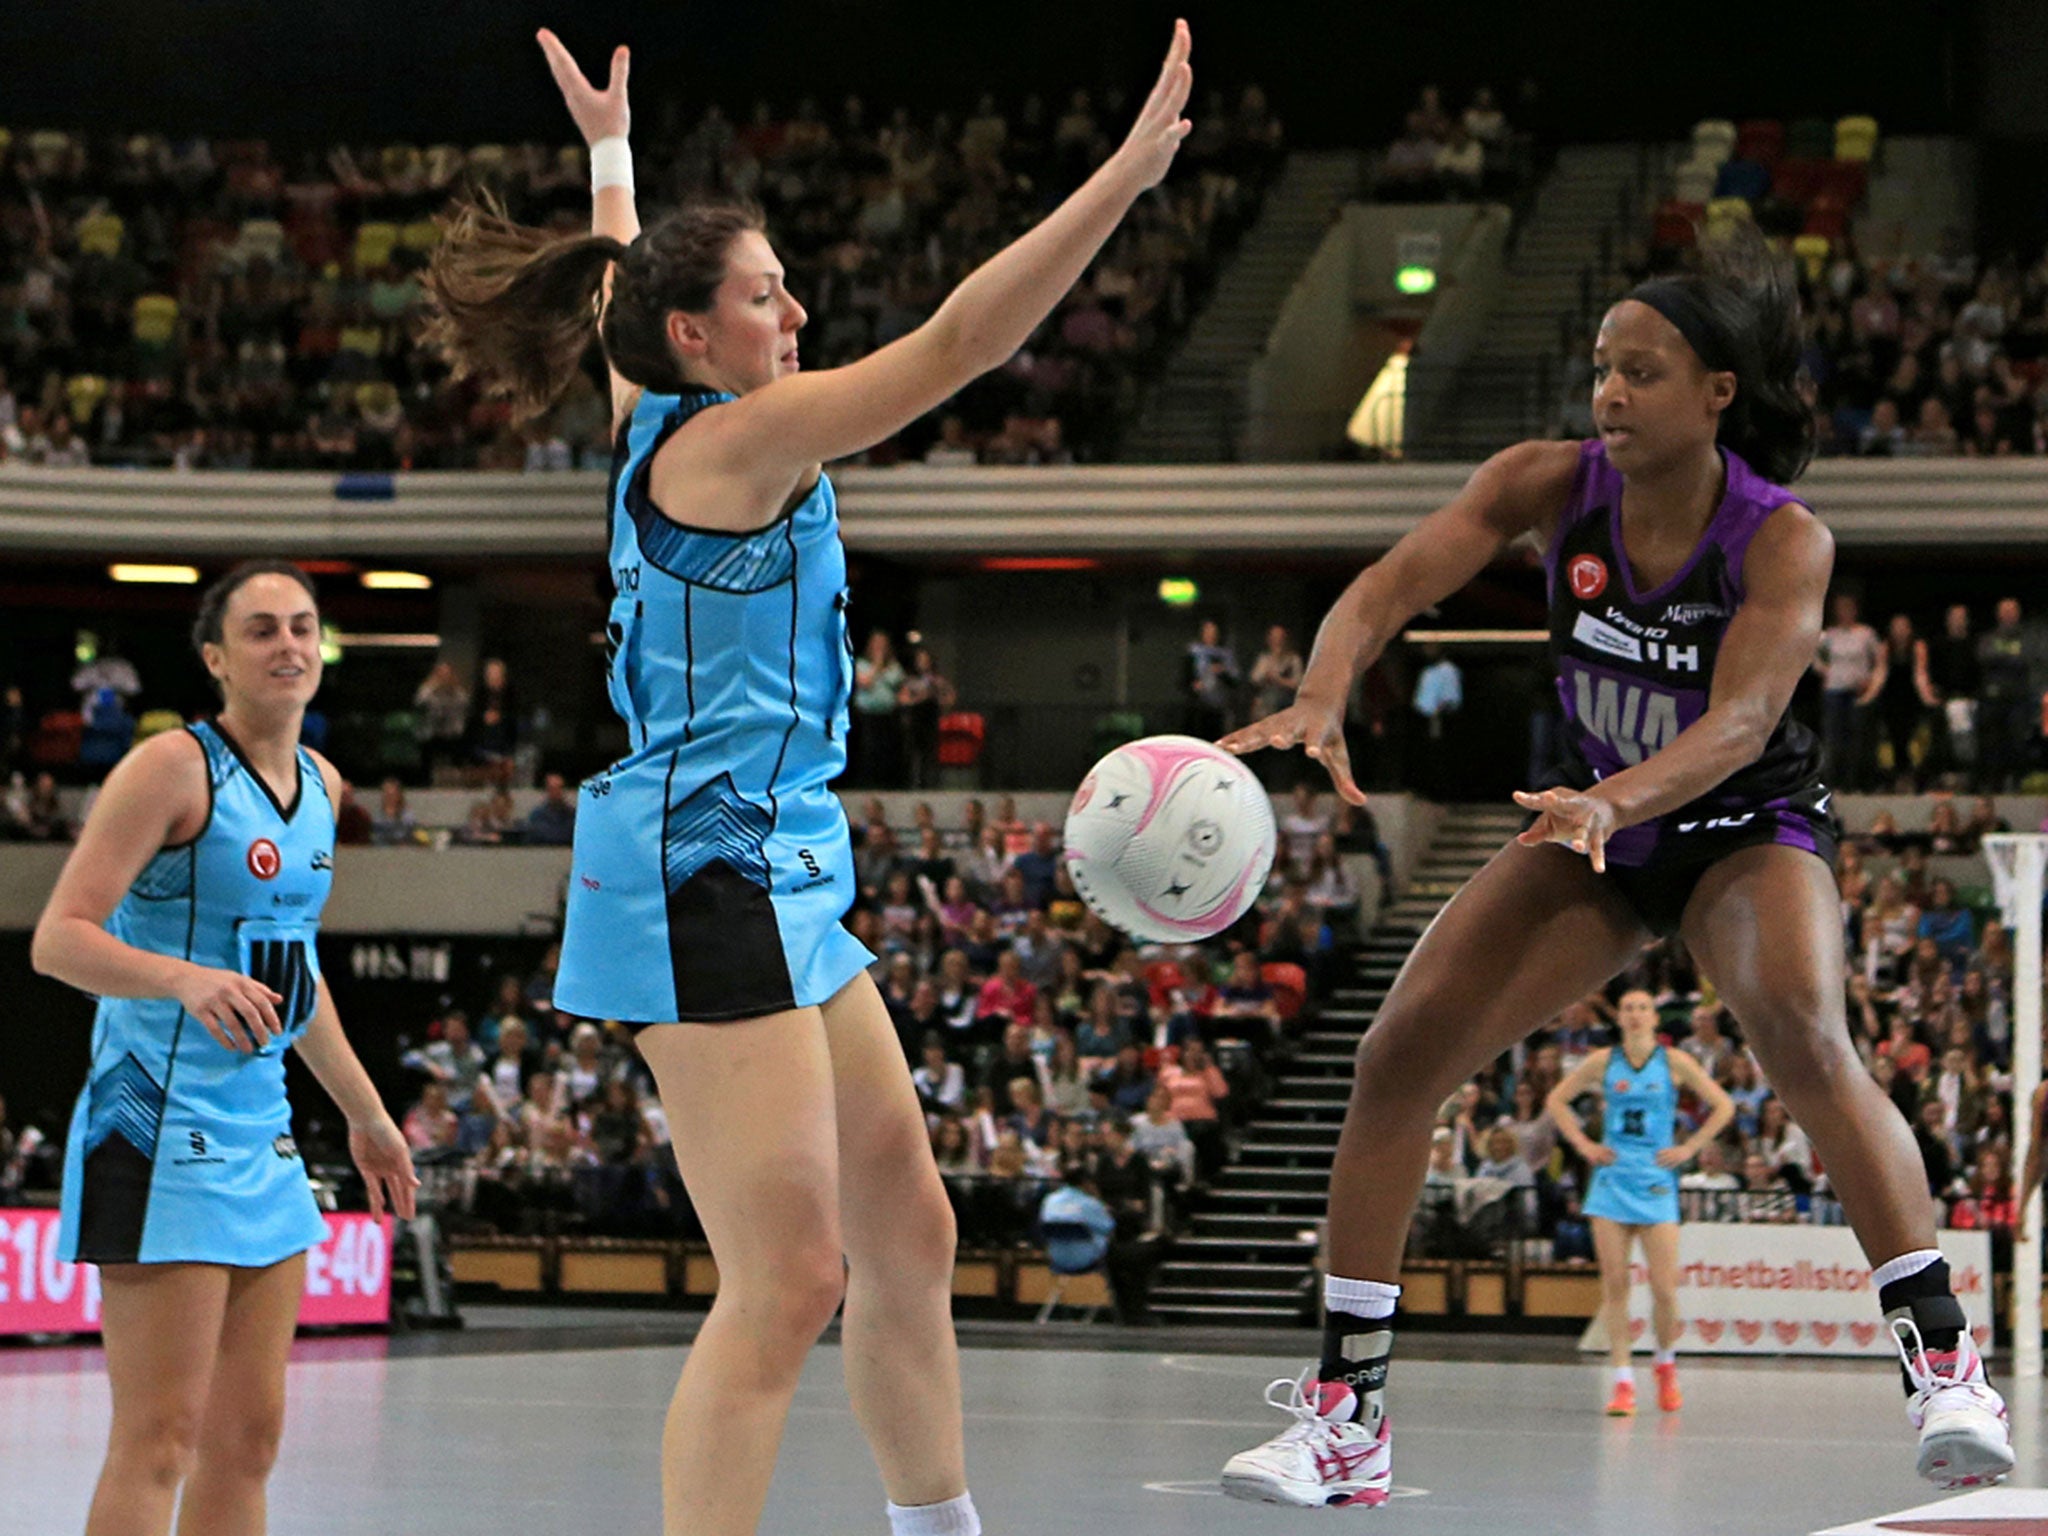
[419,196,766,421]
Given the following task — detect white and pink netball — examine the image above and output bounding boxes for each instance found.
[1062,735,1277,943]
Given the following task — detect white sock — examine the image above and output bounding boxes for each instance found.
[888,1493,980,1536]
[1325,1274,1401,1320]
[1872,1249,1943,1291]
[1614,1365,1635,1386]
[1653,1347,1676,1367]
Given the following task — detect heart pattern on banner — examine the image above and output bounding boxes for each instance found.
[1735,1320,1763,1345]
[1812,1321,1840,1346]
[1850,1321,1879,1348]
[1629,1317,1646,1341]
[1694,1319,1724,1344]
[1772,1320,1802,1347]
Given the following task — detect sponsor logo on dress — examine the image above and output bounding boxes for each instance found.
[311,849,333,871]
[1660,602,1729,626]
[1573,611,1643,661]
[247,838,282,880]
[1568,554,1609,600]
[172,1128,226,1167]
[580,875,602,891]
[273,1135,299,1160]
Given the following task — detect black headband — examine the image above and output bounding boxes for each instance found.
[1627,278,1749,377]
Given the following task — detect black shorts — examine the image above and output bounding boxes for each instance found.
[1526,783,1839,938]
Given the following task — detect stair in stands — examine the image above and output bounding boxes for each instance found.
[1409,144,1653,459]
[1148,805,1521,1326]
[1122,150,1363,463]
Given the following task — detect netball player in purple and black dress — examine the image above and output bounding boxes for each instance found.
[1215,230,2012,1509]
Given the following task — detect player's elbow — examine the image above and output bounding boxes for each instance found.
[28,917,65,980]
[926,299,1012,381]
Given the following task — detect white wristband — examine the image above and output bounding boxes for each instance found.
[590,136,634,194]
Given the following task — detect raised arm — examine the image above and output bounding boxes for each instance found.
[1221,438,1582,801]
[1517,500,1833,871]
[691,20,1193,477]
[537,28,641,425]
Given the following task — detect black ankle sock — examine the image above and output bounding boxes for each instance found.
[1879,1259,1970,1393]
[1319,1309,1394,1426]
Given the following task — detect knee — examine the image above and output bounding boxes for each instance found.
[767,1245,850,1343]
[1352,1004,1460,1117]
[112,1403,206,1490]
[203,1402,286,1483]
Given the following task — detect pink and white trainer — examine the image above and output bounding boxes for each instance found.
[1893,1318,2014,1489]
[1220,1372,1392,1509]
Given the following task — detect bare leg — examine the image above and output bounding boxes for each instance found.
[1639,1221,1682,1352]
[821,973,968,1508]
[1682,845,1936,1264]
[1592,1218,1636,1372]
[87,1264,231,1536]
[1327,842,1650,1280]
[636,1009,848,1536]
[176,1255,306,1536]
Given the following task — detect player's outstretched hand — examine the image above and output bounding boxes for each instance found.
[1113,18,1194,191]
[351,1114,421,1220]
[1513,787,1618,873]
[1654,1145,1694,1170]
[175,965,283,1053]
[1584,1144,1618,1167]
[537,28,631,147]
[1219,701,1366,806]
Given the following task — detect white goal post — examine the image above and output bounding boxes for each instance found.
[1985,834,2047,1380]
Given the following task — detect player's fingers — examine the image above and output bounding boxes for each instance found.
[197,1010,243,1054]
[536,30,584,90]
[231,1006,267,1052]
[1588,822,1608,874]
[1324,739,1366,805]
[242,984,282,1036]
[609,44,629,95]
[363,1171,385,1219]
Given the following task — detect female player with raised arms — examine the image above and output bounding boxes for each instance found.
[34,562,417,1536]
[421,23,1192,1536]
[1216,231,2011,1507]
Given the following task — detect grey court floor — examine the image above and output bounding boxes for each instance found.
[4,1309,2045,1536]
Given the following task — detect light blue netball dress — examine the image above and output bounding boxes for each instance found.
[1582,1042,1682,1227]
[554,388,873,1025]
[58,721,332,1266]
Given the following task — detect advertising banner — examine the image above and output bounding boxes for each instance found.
[1578,1224,1992,1356]
[0,1210,391,1336]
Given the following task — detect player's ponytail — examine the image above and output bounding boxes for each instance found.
[421,200,628,420]
[1626,223,1815,485]
[422,196,767,421]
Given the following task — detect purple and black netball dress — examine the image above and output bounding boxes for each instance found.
[1539,438,1837,931]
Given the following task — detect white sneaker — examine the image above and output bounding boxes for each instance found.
[1893,1317,2014,1489]
[1220,1371,1393,1509]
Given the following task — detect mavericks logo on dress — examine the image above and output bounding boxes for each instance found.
[247,838,282,880]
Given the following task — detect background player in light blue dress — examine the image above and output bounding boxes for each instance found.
[33,562,415,1536]
[1547,990,1732,1416]
[417,24,1194,1536]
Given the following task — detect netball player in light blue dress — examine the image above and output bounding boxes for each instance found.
[417,23,1192,1536]
[1546,988,1732,1416]
[33,562,416,1536]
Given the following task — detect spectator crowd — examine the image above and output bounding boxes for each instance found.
[0,85,1282,473]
